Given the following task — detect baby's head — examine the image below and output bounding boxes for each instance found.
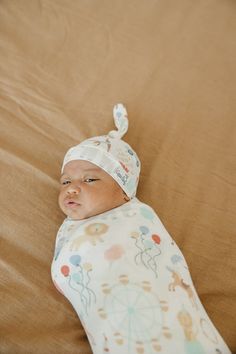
[59,104,141,220]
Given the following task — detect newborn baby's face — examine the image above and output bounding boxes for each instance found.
[59,160,128,220]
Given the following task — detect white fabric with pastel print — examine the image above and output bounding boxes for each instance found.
[51,198,231,354]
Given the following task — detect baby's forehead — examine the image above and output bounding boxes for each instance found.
[62,159,105,176]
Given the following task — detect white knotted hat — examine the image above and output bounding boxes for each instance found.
[61,104,141,198]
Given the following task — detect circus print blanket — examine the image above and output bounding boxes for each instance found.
[51,198,231,354]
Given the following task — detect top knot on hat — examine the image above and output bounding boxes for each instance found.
[108,103,128,139]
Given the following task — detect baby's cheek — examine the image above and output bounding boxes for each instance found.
[58,193,64,210]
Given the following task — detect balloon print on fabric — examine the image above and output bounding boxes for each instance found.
[171,254,188,270]
[104,244,125,266]
[171,254,183,265]
[130,225,162,277]
[61,265,70,277]
[140,206,156,222]
[60,255,96,316]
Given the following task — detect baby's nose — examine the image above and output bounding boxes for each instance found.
[66,182,81,194]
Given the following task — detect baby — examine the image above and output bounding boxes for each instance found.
[51,104,231,354]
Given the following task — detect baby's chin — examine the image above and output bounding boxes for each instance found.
[63,209,91,220]
[60,199,128,220]
[61,206,101,220]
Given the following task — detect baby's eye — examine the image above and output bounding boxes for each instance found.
[61,180,71,185]
[84,178,99,183]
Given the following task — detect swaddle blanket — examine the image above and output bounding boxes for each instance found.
[51,198,231,354]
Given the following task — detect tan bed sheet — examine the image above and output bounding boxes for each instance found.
[0,0,235,353]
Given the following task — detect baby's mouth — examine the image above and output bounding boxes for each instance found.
[65,199,81,208]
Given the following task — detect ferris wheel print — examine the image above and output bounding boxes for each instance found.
[98,275,172,353]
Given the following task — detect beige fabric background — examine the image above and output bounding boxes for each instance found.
[0,0,235,353]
